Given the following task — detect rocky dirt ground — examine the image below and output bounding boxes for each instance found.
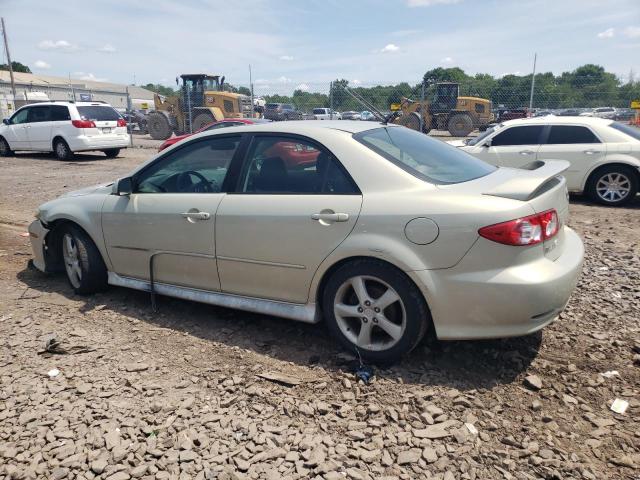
[0,146,639,480]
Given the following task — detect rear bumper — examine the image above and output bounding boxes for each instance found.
[28,220,48,273]
[67,134,130,152]
[410,226,584,340]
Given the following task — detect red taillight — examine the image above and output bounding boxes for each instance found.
[117,118,127,127]
[71,119,96,128]
[479,209,559,246]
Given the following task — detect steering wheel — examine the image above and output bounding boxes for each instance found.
[176,170,217,193]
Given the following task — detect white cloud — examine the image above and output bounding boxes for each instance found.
[351,79,362,85]
[380,43,400,53]
[34,60,51,69]
[73,72,108,82]
[37,39,78,52]
[278,76,292,83]
[623,26,640,38]
[98,43,117,53]
[295,83,310,91]
[597,28,615,39]
[441,56,454,64]
[279,55,294,61]
[407,0,461,6]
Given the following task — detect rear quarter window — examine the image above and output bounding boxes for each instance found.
[354,127,496,185]
[76,106,122,121]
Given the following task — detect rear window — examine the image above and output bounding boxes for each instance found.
[283,104,294,110]
[77,106,121,121]
[610,122,640,141]
[354,127,496,185]
[313,108,326,114]
[546,125,600,144]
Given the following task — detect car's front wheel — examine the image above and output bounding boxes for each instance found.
[587,165,638,206]
[60,225,107,295]
[0,137,13,156]
[322,259,430,363]
[53,139,74,160]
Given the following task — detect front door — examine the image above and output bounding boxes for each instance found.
[216,134,362,303]
[5,107,30,150]
[476,124,544,167]
[536,124,606,191]
[101,135,242,290]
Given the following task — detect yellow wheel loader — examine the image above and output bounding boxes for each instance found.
[394,82,493,137]
[146,74,253,140]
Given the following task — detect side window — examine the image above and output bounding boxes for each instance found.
[50,105,71,121]
[223,100,234,112]
[238,136,358,194]
[27,106,51,123]
[10,108,29,125]
[475,103,485,113]
[546,126,600,144]
[491,126,544,146]
[135,136,240,194]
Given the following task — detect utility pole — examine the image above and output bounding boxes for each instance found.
[528,52,537,112]
[1,18,17,104]
[249,64,254,118]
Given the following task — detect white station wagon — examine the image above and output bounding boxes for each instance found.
[450,116,640,206]
[29,121,583,362]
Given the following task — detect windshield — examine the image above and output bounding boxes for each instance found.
[77,106,121,121]
[354,127,496,184]
[610,122,640,141]
[466,125,500,146]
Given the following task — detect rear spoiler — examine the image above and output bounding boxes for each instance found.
[484,160,570,201]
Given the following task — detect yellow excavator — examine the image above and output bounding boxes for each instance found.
[393,82,493,136]
[146,74,252,140]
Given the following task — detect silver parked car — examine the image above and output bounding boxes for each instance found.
[29,121,584,362]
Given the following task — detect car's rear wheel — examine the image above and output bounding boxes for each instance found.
[53,139,74,160]
[322,259,430,363]
[103,148,120,158]
[587,165,638,206]
[60,225,107,295]
[0,137,13,156]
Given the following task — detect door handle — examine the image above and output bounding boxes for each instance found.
[181,211,211,221]
[584,149,600,155]
[519,150,535,155]
[311,212,349,222]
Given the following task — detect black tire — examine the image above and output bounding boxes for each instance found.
[447,113,474,137]
[60,225,107,295]
[103,149,120,158]
[0,137,13,156]
[398,112,422,132]
[192,113,215,131]
[586,165,639,206]
[147,112,173,140]
[322,259,430,364]
[53,138,74,160]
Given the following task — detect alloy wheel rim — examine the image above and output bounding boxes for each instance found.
[334,275,406,352]
[56,143,66,157]
[62,233,82,288]
[596,173,631,203]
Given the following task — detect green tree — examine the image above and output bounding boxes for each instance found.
[141,83,176,97]
[0,61,31,73]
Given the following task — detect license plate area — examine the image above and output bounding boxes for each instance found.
[102,127,111,134]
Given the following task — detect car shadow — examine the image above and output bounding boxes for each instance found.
[11,152,116,163]
[570,192,640,209]
[16,265,542,391]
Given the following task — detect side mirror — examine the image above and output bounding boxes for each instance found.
[113,177,133,196]
[2,118,9,125]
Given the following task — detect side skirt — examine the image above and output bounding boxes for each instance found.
[107,272,319,324]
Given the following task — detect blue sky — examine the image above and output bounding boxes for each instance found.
[2,0,639,92]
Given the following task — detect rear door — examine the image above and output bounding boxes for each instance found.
[215,134,362,303]
[4,107,30,149]
[76,105,125,138]
[536,124,605,191]
[26,105,53,150]
[476,125,544,167]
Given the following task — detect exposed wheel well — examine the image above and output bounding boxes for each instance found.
[314,255,432,321]
[584,162,640,190]
[43,219,103,272]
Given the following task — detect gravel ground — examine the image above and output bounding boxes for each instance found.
[0,146,639,480]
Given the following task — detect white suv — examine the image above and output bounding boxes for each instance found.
[450,116,640,206]
[0,101,130,160]
[312,108,342,120]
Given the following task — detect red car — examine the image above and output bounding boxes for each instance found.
[157,118,271,151]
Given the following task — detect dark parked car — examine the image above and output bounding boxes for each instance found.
[557,109,582,116]
[123,110,148,134]
[495,108,528,122]
[264,103,303,121]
